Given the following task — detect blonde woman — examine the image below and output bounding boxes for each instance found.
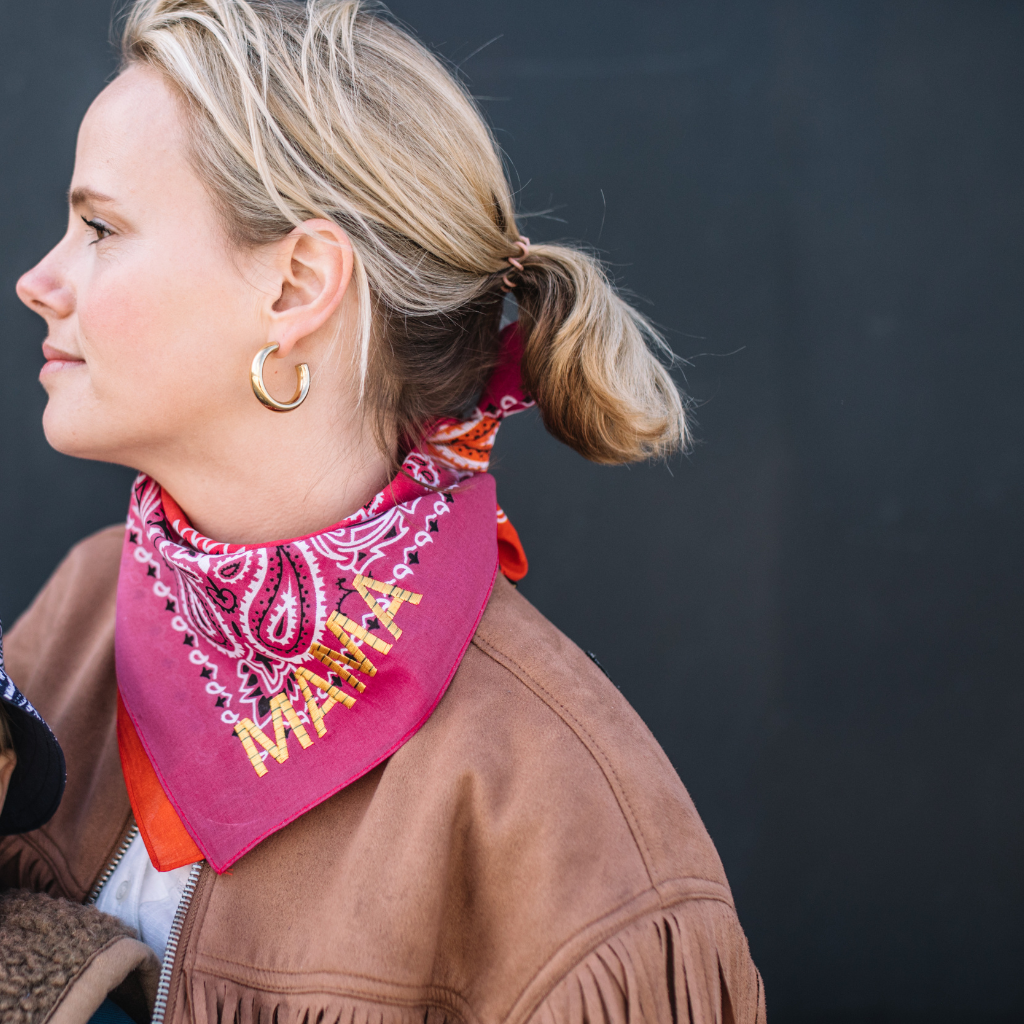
[1,2,764,1022]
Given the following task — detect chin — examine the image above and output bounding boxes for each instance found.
[41,400,124,465]
[41,411,94,460]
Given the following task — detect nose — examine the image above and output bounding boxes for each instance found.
[16,254,74,320]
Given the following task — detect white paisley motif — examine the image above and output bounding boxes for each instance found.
[129,470,452,729]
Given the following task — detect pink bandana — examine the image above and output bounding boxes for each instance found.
[115,325,531,872]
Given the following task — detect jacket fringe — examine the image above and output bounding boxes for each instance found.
[189,976,465,1024]
[525,899,765,1024]
[186,900,763,1024]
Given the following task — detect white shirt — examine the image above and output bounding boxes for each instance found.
[93,832,193,963]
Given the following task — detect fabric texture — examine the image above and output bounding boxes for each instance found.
[115,323,531,874]
[0,618,67,836]
[0,528,764,1024]
[115,694,201,871]
[117,471,496,875]
[0,888,158,1024]
[92,830,192,963]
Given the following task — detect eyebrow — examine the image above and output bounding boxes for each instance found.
[68,187,118,207]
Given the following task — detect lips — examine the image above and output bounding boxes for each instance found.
[39,342,86,380]
[42,342,85,364]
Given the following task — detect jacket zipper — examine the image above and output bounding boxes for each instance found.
[84,820,206,1024]
[151,860,204,1024]
[85,821,140,905]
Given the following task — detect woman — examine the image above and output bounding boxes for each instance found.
[1,1,764,1022]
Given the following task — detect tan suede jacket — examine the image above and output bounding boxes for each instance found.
[0,526,765,1024]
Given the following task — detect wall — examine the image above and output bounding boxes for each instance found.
[0,1,1021,1020]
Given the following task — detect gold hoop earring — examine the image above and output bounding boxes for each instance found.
[250,343,310,412]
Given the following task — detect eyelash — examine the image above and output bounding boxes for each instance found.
[81,216,113,243]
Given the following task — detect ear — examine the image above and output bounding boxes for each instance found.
[265,219,354,358]
[0,748,16,815]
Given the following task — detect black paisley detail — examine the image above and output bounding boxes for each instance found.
[174,566,232,649]
[250,546,316,657]
[132,476,149,510]
[204,580,237,613]
[146,503,172,541]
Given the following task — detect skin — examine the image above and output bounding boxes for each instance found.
[0,749,15,813]
[17,65,391,545]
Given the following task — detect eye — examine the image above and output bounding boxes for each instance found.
[81,216,113,243]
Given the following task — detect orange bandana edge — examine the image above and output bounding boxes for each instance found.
[116,508,525,875]
[117,691,203,871]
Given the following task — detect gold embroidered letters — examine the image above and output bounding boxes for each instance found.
[235,575,423,777]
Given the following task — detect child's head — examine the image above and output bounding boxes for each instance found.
[0,620,66,834]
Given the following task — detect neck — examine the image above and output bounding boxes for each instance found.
[139,407,392,547]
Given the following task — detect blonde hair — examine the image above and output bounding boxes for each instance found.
[121,0,687,463]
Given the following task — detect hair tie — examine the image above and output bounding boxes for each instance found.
[501,237,531,292]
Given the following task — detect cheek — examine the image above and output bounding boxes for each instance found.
[77,267,168,379]
[77,247,257,411]
[46,242,262,460]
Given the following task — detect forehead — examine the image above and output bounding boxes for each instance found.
[72,66,193,203]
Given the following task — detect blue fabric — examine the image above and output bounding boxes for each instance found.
[0,616,67,835]
[88,998,136,1024]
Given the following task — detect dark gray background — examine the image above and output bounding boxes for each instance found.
[1,1,1021,1021]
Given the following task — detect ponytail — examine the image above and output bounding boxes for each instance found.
[514,245,687,464]
[122,0,687,464]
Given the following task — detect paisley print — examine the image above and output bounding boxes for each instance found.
[114,324,533,872]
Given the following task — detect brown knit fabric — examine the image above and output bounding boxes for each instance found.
[0,890,135,1023]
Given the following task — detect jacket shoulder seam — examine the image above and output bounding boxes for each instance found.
[469,633,659,889]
